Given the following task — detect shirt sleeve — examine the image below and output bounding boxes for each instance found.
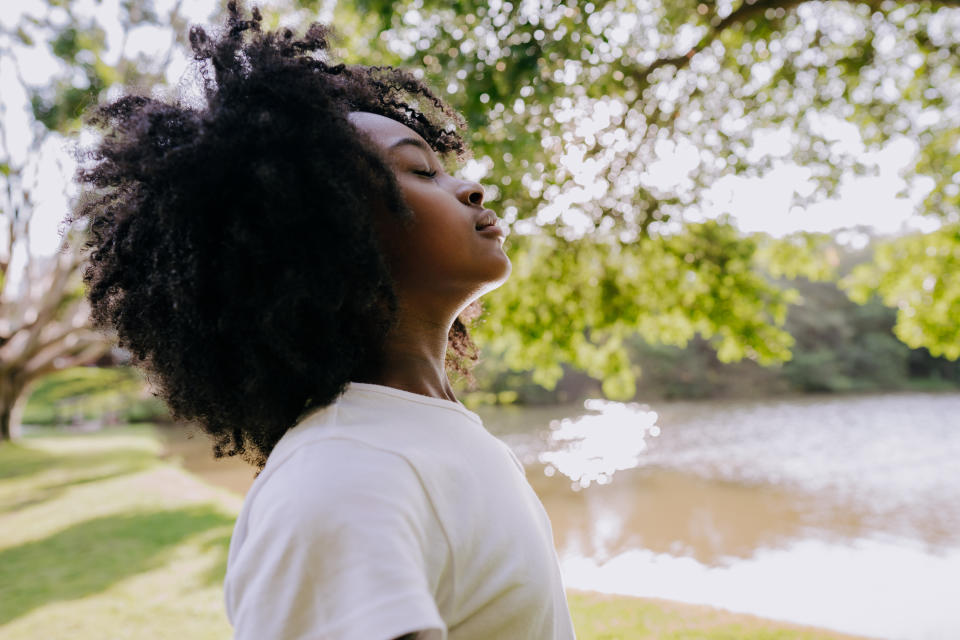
[225,438,448,640]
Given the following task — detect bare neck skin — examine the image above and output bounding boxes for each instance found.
[359,298,462,404]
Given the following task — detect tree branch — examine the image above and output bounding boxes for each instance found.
[19,247,83,352]
[628,0,804,86]
[627,0,960,86]
[24,333,110,380]
[11,299,89,369]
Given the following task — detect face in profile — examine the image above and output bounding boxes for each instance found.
[348,111,511,307]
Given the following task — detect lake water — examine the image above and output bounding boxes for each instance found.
[479,392,960,640]
[161,391,960,640]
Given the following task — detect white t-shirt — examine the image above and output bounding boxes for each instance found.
[224,381,576,640]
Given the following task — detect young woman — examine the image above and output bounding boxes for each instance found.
[71,3,575,638]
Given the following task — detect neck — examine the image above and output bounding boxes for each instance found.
[354,299,460,403]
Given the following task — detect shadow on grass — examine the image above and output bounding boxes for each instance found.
[0,444,159,515]
[0,467,156,517]
[198,531,233,588]
[0,443,62,479]
[0,506,234,625]
[0,441,158,480]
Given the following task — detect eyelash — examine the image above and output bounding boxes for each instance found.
[414,169,438,178]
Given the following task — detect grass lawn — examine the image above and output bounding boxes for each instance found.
[0,427,867,639]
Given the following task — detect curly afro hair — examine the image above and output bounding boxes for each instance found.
[69,1,482,467]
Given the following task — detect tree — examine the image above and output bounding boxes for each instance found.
[842,223,960,359]
[0,0,191,441]
[311,0,959,396]
[6,0,957,434]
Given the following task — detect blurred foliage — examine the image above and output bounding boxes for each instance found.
[22,367,171,426]
[5,0,958,406]
[29,24,111,131]
[14,0,183,134]
[465,239,960,403]
[306,0,960,394]
[754,232,839,282]
[475,220,797,400]
[842,225,960,360]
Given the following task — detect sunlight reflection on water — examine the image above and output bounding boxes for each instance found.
[537,398,660,489]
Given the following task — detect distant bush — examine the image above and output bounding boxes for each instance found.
[119,397,172,423]
[23,367,172,426]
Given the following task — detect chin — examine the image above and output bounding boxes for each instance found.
[479,256,512,295]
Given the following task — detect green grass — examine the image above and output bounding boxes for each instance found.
[567,591,867,639]
[0,427,867,639]
[0,427,237,639]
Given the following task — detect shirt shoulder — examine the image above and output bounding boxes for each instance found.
[226,437,450,640]
[247,437,452,571]
[255,436,429,510]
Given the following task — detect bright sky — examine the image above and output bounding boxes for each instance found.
[657,127,939,243]
[0,0,941,272]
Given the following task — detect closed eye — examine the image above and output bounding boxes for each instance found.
[414,169,438,178]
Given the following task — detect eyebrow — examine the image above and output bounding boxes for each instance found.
[389,137,433,154]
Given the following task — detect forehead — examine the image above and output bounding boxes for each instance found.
[348,111,430,153]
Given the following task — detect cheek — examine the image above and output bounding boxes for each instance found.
[403,190,466,238]
[391,184,481,271]
[415,220,468,266]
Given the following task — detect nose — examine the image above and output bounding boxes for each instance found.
[457,179,484,207]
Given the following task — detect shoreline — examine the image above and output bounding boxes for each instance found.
[566,591,875,639]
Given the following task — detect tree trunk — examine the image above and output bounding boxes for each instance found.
[0,374,26,443]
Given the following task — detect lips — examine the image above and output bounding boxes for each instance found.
[476,224,505,240]
[474,209,499,230]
